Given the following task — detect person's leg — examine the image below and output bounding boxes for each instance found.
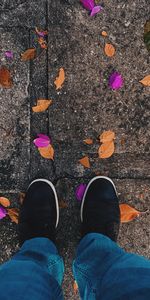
[73,176,150,300]
[0,179,64,300]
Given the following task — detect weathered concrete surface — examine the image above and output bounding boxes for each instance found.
[0,0,150,299]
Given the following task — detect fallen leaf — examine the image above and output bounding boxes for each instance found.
[79,156,90,168]
[144,20,150,52]
[35,27,48,37]
[38,144,54,160]
[83,138,93,145]
[19,192,26,205]
[98,141,115,158]
[99,131,115,143]
[38,37,47,49]
[34,134,51,147]
[120,204,141,223]
[120,137,126,147]
[109,72,123,90]
[0,66,12,88]
[59,200,68,208]
[75,184,87,201]
[139,75,150,86]
[7,208,19,224]
[101,31,108,37]
[5,51,13,59]
[73,281,78,295]
[32,99,52,112]
[21,48,36,61]
[54,68,65,90]
[104,43,115,57]
[0,197,10,207]
[0,206,7,220]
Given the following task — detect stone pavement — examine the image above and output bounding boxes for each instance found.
[0,0,150,299]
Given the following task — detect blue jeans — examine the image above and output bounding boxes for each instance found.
[0,233,150,299]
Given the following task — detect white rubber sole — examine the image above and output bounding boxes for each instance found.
[28,179,59,228]
[80,176,117,222]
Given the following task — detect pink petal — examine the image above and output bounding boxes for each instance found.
[34,135,50,147]
[5,51,13,59]
[109,72,124,90]
[90,5,103,16]
[80,0,94,11]
[0,206,7,220]
[37,134,51,141]
[75,184,87,202]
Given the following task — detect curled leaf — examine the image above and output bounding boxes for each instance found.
[54,68,65,90]
[79,156,90,168]
[7,208,19,224]
[0,66,12,88]
[139,75,150,86]
[99,131,115,143]
[101,31,108,37]
[104,43,115,57]
[75,184,87,202]
[38,144,54,160]
[83,138,93,145]
[21,48,36,61]
[5,51,13,59]
[98,141,115,158]
[32,99,52,112]
[109,72,123,90]
[0,197,10,207]
[120,204,141,223]
[0,206,7,220]
[34,134,51,148]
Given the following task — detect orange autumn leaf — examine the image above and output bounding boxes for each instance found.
[79,156,90,168]
[0,197,10,207]
[98,141,115,159]
[83,138,93,145]
[104,43,115,57]
[100,130,115,143]
[54,68,65,90]
[0,66,12,88]
[21,48,36,61]
[139,75,150,86]
[7,208,19,224]
[38,144,54,160]
[101,31,108,37]
[73,281,78,295]
[38,37,47,49]
[120,204,141,223]
[32,99,53,112]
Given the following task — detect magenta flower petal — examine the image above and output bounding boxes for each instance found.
[80,0,94,11]
[37,134,51,141]
[90,5,103,16]
[75,184,87,202]
[0,206,7,220]
[109,72,123,90]
[5,51,13,59]
[34,135,50,148]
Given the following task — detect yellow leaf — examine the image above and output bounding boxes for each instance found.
[101,31,108,37]
[83,138,93,145]
[21,48,36,61]
[79,156,90,168]
[139,75,150,86]
[120,204,141,223]
[99,131,115,143]
[0,197,10,207]
[73,281,78,295]
[104,43,115,57]
[0,66,12,88]
[32,99,53,112]
[7,208,19,224]
[54,68,65,90]
[98,141,115,159]
[38,144,54,160]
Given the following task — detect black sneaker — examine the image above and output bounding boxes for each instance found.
[19,179,59,245]
[80,176,120,241]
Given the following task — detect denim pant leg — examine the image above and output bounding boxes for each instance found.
[73,233,150,300]
[0,237,64,300]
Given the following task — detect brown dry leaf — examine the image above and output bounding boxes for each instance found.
[100,131,115,143]
[54,68,65,90]
[59,200,68,209]
[79,156,90,168]
[0,66,12,88]
[120,204,141,223]
[38,144,54,160]
[139,75,150,86]
[101,31,108,37]
[7,208,19,224]
[73,281,78,295]
[19,192,26,205]
[21,48,36,61]
[83,138,93,145]
[120,137,126,147]
[32,99,53,112]
[0,197,10,207]
[98,141,115,159]
[104,43,115,57]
